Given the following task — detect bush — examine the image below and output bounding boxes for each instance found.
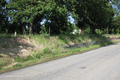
[40,26,47,35]
[95,29,103,35]
[83,24,90,35]
[34,53,41,59]
[116,29,119,34]
[39,26,50,37]
[65,25,74,34]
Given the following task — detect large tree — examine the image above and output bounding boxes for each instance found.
[0,0,8,33]
[111,13,120,33]
[69,0,114,34]
[7,0,46,34]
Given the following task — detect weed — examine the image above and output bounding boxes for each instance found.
[0,58,13,68]
[14,57,23,62]
[0,60,3,69]
[43,47,52,54]
[14,63,22,67]
[34,53,41,59]
[15,55,35,63]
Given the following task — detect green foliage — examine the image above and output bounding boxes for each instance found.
[71,0,114,33]
[0,0,9,33]
[43,47,52,54]
[0,34,120,71]
[116,29,119,34]
[83,25,90,34]
[95,29,103,35]
[0,34,14,38]
[14,63,22,67]
[39,26,47,34]
[111,13,120,34]
[2,0,115,35]
[65,23,74,34]
[15,56,34,63]
[0,60,3,69]
[15,57,25,63]
[0,55,3,58]
[34,53,41,59]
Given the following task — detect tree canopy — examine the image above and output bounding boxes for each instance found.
[0,0,119,34]
[0,0,9,33]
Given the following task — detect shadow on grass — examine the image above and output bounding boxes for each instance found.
[52,33,115,49]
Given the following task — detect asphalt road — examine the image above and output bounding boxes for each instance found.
[0,43,120,80]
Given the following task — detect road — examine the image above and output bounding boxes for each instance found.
[0,43,120,80]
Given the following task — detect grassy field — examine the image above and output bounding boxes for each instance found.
[0,33,120,73]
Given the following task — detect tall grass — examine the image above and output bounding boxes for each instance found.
[0,34,120,71]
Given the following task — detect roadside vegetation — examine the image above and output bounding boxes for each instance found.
[0,33,120,73]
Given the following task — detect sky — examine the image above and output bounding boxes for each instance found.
[6,0,9,3]
[40,16,74,25]
[109,1,120,17]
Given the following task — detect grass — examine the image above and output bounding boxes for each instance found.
[0,34,120,73]
[0,34,14,38]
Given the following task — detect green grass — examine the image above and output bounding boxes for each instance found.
[0,34,120,73]
[116,34,120,37]
[0,34,14,38]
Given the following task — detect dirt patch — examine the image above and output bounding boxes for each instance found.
[0,36,42,57]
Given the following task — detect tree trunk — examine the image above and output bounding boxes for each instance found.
[22,26,26,35]
[107,27,109,34]
[29,23,33,34]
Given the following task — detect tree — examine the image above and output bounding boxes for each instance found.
[0,0,8,33]
[44,1,69,34]
[7,0,46,34]
[66,0,114,34]
[111,13,120,34]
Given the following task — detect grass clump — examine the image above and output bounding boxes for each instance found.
[43,47,52,54]
[15,56,35,63]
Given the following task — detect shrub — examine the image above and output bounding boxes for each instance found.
[82,24,90,35]
[95,29,103,35]
[40,26,47,35]
[34,53,41,59]
[116,29,119,34]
